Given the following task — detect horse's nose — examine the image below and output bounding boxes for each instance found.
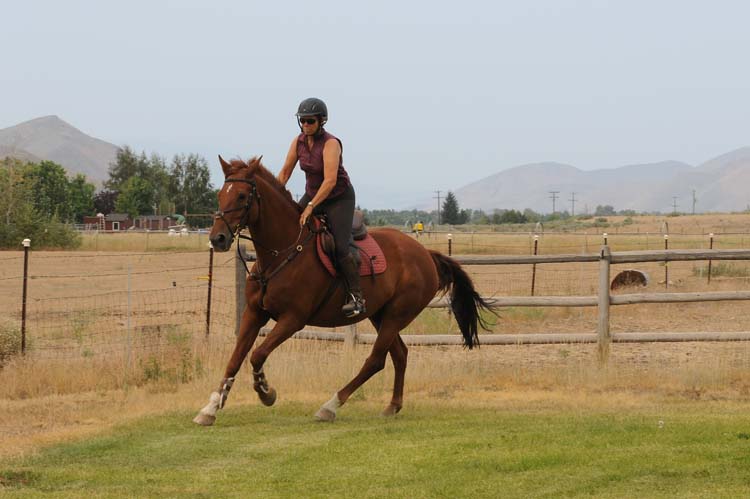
[210,233,227,251]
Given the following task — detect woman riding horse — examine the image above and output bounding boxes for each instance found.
[277,97,365,318]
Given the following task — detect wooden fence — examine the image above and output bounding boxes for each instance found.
[238,247,750,362]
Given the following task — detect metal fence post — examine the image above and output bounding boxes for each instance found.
[597,245,611,364]
[530,235,539,296]
[206,243,214,337]
[664,234,669,289]
[21,238,30,355]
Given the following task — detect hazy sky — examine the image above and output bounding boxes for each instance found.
[3,1,749,208]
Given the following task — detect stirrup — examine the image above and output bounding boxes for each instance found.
[342,294,366,318]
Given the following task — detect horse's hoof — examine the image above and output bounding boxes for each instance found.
[381,404,402,417]
[258,387,277,407]
[315,407,336,422]
[193,413,216,426]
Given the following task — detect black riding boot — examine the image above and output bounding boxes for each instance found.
[339,252,366,318]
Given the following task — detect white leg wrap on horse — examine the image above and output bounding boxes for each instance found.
[321,393,342,414]
[199,391,222,417]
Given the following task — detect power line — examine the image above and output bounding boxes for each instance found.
[672,196,679,214]
[549,191,559,214]
[569,192,577,216]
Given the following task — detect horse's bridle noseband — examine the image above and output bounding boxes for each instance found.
[214,177,259,240]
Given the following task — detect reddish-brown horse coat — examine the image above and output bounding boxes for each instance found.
[197,156,493,423]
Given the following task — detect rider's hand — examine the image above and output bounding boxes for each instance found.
[300,205,313,227]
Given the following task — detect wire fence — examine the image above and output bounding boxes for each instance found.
[3,231,750,363]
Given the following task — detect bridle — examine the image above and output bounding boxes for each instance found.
[214,176,323,309]
[214,177,259,240]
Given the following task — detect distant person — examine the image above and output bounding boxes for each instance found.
[276,97,365,317]
[415,220,424,238]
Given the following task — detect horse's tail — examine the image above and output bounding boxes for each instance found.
[429,250,497,350]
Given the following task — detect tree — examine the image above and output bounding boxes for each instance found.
[595,205,616,216]
[0,159,79,249]
[67,173,96,223]
[25,160,71,221]
[115,176,156,218]
[442,191,462,224]
[94,190,118,215]
[105,146,150,192]
[169,154,216,216]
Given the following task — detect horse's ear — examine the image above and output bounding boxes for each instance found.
[218,155,231,175]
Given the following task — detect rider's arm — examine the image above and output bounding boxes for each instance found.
[308,139,341,207]
[277,138,298,186]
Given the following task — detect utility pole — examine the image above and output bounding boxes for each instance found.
[434,190,442,225]
[549,191,559,214]
[672,196,679,215]
[692,189,697,215]
[569,192,577,216]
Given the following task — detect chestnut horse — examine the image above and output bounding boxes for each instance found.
[194,156,494,425]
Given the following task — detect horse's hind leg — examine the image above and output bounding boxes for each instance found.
[382,335,408,417]
[193,304,269,426]
[315,329,396,422]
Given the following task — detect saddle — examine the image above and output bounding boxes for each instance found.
[314,210,387,277]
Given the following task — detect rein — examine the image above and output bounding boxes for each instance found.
[216,176,324,310]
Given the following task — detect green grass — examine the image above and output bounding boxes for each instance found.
[2,402,750,498]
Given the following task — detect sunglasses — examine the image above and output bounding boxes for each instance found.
[299,118,318,125]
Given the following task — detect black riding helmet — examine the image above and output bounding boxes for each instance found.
[296,97,328,131]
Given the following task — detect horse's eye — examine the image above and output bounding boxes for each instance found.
[238,193,247,201]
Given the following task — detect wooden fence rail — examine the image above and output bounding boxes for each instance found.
[240,247,750,362]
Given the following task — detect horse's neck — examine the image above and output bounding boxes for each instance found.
[248,180,301,263]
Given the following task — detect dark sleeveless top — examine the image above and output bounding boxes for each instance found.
[297,130,351,200]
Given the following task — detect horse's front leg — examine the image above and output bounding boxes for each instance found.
[248,316,305,407]
[193,304,270,426]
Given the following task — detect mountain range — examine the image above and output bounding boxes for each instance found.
[2,115,749,213]
[429,147,750,214]
[0,115,118,185]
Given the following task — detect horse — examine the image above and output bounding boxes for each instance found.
[194,156,494,425]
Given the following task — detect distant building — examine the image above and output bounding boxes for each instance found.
[82,213,133,231]
[134,215,175,231]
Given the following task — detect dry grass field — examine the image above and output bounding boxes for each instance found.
[2,213,750,462]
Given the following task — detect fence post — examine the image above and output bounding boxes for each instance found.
[345,323,358,348]
[206,243,214,337]
[530,235,539,296]
[20,238,30,355]
[707,233,714,284]
[235,244,248,336]
[664,234,669,289]
[447,233,453,256]
[597,245,611,364]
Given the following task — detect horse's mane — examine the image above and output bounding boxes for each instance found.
[228,157,301,213]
